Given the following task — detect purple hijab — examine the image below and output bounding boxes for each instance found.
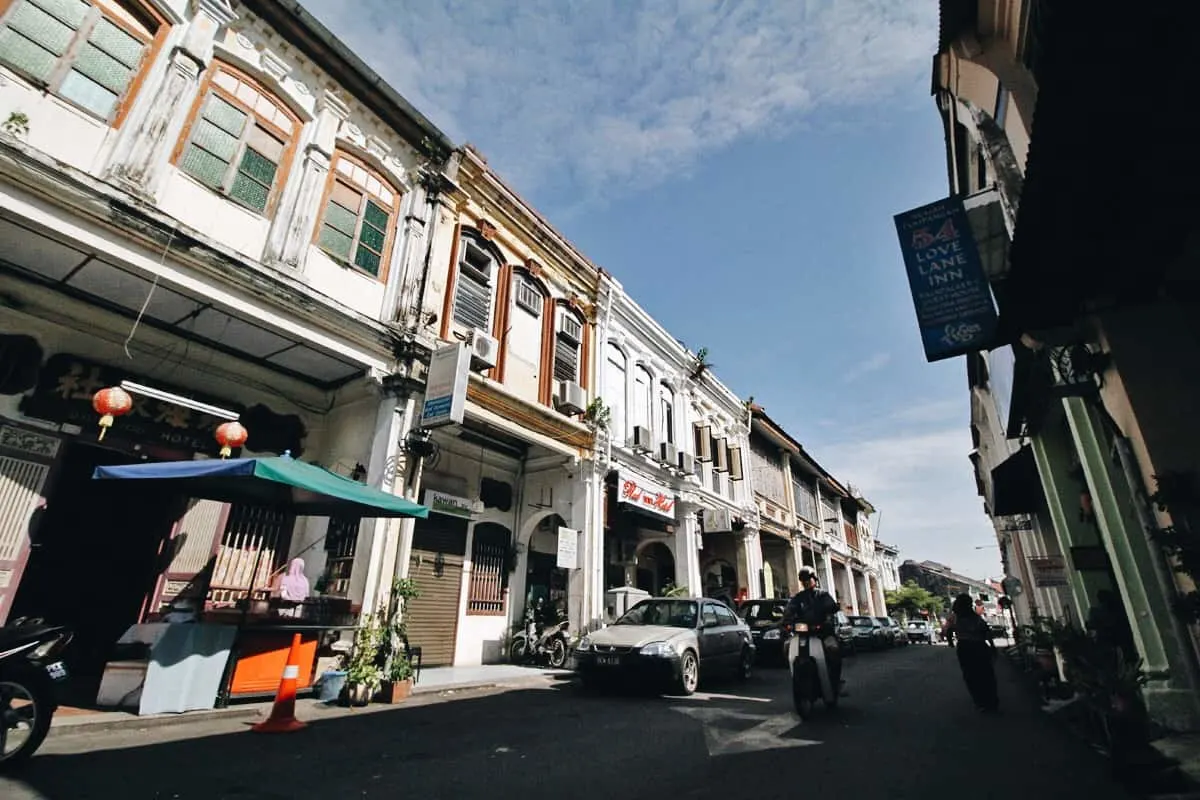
[280,558,310,603]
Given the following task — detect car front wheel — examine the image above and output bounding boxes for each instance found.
[674,650,699,696]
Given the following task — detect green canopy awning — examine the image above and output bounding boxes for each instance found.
[93,455,428,519]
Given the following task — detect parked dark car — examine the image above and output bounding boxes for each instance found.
[574,598,755,695]
[848,615,888,651]
[738,599,789,665]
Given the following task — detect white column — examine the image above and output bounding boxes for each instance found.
[674,504,702,596]
[585,464,607,631]
[874,575,888,618]
[844,562,859,615]
[863,573,877,616]
[739,528,764,599]
[262,90,350,271]
[822,550,837,602]
[102,0,237,198]
[566,467,592,636]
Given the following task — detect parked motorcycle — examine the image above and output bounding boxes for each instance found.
[785,621,838,720]
[510,604,569,669]
[0,617,72,770]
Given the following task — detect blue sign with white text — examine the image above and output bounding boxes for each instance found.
[894,196,998,362]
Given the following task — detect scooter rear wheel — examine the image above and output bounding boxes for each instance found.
[548,638,567,669]
[0,674,52,771]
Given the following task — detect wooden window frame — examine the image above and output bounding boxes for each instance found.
[451,234,497,332]
[170,60,300,218]
[553,306,583,386]
[0,0,169,128]
[312,151,401,282]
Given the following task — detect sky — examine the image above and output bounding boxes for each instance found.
[303,0,1003,581]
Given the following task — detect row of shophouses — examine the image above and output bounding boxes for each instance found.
[919,0,1200,732]
[0,0,898,677]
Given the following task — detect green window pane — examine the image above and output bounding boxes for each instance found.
[30,0,88,28]
[323,202,357,236]
[354,246,381,276]
[202,95,246,136]
[179,144,229,188]
[363,200,388,229]
[0,29,57,82]
[358,221,385,251]
[229,173,268,212]
[88,18,144,68]
[318,225,352,261]
[7,2,75,55]
[238,147,277,186]
[72,42,133,94]
[58,69,117,117]
[190,118,239,161]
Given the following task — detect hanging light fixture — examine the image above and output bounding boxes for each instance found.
[214,420,249,459]
[92,386,133,441]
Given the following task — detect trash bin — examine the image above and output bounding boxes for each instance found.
[314,670,347,703]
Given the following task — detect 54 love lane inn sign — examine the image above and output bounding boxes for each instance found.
[894,196,998,362]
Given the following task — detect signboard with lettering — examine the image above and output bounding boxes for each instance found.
[1029,555,1070,588]
[894,196,998,362]
[618,472,677,520]
[420,343,470,429]
[424,490,476,518]
[556,526,579,570]
[19,353,245,453]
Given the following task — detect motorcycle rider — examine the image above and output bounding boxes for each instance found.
[781,566,846,696]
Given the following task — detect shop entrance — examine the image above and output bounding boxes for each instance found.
[526,515,568,620]
[636,541,675,595]
[9,441,182,697]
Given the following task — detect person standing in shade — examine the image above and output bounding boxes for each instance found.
[943,593,999,712]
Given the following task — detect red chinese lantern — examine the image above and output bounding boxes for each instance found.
[215,420,249,459]
[92,386,133,441]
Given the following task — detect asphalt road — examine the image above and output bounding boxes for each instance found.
[1,643,1133,799]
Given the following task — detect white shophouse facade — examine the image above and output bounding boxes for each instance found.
[592,273,757,617]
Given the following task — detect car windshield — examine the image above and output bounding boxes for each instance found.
[852,617,874,627]
[740,602,786,623]
[615,600,698,628]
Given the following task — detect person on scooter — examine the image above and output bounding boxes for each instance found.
[782,566,846,696]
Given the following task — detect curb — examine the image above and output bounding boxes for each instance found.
[49,706,262,738]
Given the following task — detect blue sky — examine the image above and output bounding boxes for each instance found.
[303,0,1003,580]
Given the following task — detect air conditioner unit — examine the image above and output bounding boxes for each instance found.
[466,328,498,371]
[659,442,677,466]
[631,426,653,452]
[678,452,695,475]
[555,380,586,416]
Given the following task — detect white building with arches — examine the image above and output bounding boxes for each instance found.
[591,272,758,620]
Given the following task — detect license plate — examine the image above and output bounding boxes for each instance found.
[597,655,620,666]
[45,661,67,681]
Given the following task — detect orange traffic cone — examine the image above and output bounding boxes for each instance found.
[251,633,308,733]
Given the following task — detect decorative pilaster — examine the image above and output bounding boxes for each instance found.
[674,501,703,595]
[102,0,237,198]
[262,90,350,271]
[843,561,859,615]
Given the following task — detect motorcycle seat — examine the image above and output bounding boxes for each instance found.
[0,623,66,654]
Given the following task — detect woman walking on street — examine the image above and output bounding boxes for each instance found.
[943,593,999,712]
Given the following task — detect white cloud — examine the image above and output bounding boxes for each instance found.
[300,0,935,199]
[842,351,891,383]
[820,427,1002,580]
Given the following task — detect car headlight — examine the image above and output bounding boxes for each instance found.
[576,636,592,652]
[763,629,781,640]
[639,641,675,657]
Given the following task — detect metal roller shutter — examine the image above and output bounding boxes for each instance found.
[404,514,468,667]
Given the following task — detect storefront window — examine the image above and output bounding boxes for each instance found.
[467,523,510,615]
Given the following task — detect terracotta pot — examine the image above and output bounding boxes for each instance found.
[377,679,413,704]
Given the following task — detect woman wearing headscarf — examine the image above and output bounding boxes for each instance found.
[279,558,311,604]
[943,593,999,712]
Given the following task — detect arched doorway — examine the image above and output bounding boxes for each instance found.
[636,541,675,595]
[525,514,568,622]
[702,559,738,607]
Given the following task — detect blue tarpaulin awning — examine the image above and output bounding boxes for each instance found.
[93,455,428,519]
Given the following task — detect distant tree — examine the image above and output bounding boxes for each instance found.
[885,580,945,618]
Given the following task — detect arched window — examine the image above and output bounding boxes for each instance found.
[174,62,298,215]
[0,0,166,123]
[553,306,584,385]
[314,152,400,279]
[452,233,496,331]
[632,364,652,433]
[604,343,626,443]
[658,382,675,445]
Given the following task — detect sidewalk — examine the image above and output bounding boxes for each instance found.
[48,664,569,738]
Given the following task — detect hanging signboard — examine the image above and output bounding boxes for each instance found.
[424,490,477,518]
[893,196,998,362]
[1029,555,1070,588]
[420,342,470,429]
[556,527,579,569]
[618,471,676,520]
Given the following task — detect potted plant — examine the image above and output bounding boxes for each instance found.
[378,655,415,703]
[344,614,384,706]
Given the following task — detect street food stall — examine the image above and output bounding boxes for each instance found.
[91,453,428,714]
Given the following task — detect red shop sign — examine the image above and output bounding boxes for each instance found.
[619,473,676,520]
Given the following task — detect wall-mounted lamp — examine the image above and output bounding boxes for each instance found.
[403,428,437,459]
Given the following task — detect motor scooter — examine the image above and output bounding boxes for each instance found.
[510,604,569,668]
[785,621,838,720]
[0,616,72,770]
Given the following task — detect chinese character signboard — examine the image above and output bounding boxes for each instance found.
[894,196,998,362]
[419,343,470,429]
[19,353,244,453]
